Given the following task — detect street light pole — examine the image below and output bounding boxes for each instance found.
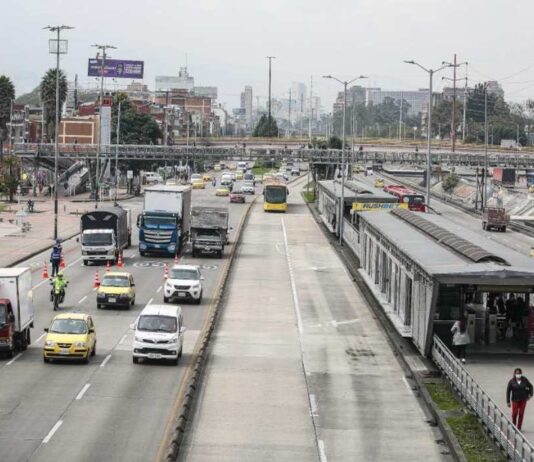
[266,56,275,136]
[483,82,488,210]
[114,100,121,203]
[93,43,117,206]
[404,60,452,210]
[323,74,367,245]
[44,25,73,241]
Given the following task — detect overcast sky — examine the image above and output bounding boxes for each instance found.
[3,0,534,112]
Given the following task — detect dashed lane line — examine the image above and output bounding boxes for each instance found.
[100,354,112,368]
[42,420,63,444]
[75,383,91,400]
[6,353,22,366]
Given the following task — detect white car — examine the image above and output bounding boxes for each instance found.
[163,264,203,304]
[132,304,186,365]
[241,181,255,194]
[190,173,202,182]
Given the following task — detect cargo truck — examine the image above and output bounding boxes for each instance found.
[482,207,510,232]
[0,268,34,357]
[190,207,229,258]
[492,167,516,187]
[138,185,192,256]
[81,206,131,265]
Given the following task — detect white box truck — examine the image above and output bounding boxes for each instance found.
[0,267,34,357]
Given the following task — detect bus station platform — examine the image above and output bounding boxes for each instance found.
[180,183,448,461]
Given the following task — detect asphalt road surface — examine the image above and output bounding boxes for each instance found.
[0,175,256,462]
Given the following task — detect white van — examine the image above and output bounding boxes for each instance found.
[131,304,186,365]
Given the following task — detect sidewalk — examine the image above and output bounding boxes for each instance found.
[180,187,447,461]
[0,189,133,268]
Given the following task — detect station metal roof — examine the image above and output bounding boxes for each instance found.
[318,179,397,203]
[359,210,534,283]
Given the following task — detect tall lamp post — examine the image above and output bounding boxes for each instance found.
[92,43,117,205]
[114,100,121,203]
[323,74,367,244]
[44,25,74,241]
[404,60,452,210]
[265,56,275,136]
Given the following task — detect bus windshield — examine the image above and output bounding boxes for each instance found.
[265,186,287,204]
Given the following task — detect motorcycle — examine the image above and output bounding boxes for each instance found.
[50,281,67,311]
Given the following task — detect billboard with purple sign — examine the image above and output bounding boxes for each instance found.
[87,59,144,79]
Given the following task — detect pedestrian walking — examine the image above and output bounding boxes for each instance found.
[451,316,470,363]
[507,368,533,431]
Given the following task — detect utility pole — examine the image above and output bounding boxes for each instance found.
[93,43,117,205]
[462,64,468,141]
[452,54,457,151]
[309,76,313,144]
[163,90,170,146]
[114,101,121,202]
[266,56,275,136]
[323,74,367,244]
[483,82,488,210]
[44,24,73,240]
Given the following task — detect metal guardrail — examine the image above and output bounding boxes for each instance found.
[432,335,534,461]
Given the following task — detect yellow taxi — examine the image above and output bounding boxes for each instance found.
[215,187,230,197]
[202,173,212,182]
[97,271,136,309]
[192,178,205,189]
[235,171,244,180]
[43,313,97,363]
[353,165,362,174]
[374,178,385,188]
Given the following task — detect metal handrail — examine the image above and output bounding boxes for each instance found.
[432,335,534,461]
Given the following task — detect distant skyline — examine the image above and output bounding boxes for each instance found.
[3,0,534,111]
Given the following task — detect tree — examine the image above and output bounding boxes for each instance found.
[0,155,21,202]
[0,76,15,155]
[40,68,67,142]
[253,114,278,137]
[328,135,342,149]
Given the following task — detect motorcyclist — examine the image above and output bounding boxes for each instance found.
[50,272,68,304]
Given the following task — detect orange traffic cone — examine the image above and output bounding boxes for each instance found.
[60,254,65,269]
[117,253,123,269]
[163,263,169,280]
[42,262,49,279]
[93,271,100,288]
[106,260,111,272]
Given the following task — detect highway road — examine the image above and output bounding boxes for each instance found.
[0,176,255,462]
[358,172,534,256]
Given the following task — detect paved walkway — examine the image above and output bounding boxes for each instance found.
[0,189,132,267]
[467,355,534,440]
[180,183,448,461]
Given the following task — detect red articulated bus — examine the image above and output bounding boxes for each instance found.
[383,185,426,212]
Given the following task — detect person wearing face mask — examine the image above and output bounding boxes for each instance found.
[506,368,533,430]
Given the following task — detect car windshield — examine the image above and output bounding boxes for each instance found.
[0,304,7,326]
[411,196,425,205]
[82,233,112,246]
[170,269,199,280]
[144,216,176,227]
[101,276,130,287]
[265,186,287,204]
[138,315,177,333]
[244,174,253,180]
[191,174,201,180]
[50,319,88,334]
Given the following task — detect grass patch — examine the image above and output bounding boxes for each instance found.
[426,382,462,411]
[302,191,316,203]
[425,380,506,462]
[252,166,275,176]
[447,413,506,462]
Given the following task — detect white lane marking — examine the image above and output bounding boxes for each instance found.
[281,217,303,334]
[32,257,83,290]
[100,354,112,368]
[43,420,63,443]
[310,394,318,414]
[6,353,22,366]
[156,286,162,293]
[129,254,136,259]
[75,383,91,400]
[318,439,327,462]
[147,297,153,305]
[119,334,128,345]
[33,332,46,345]
[78,295,87,304]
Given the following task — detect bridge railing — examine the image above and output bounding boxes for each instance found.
[432,335,534,461]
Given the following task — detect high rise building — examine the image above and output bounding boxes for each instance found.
[291,82,307,118]
[240,85,253,129]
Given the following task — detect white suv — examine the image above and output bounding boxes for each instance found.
[163,265,203,304]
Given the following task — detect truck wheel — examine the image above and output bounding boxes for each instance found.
[163,296,170,304]
[218,250,223,258]
[83,260,88,266]
[6,349,13,359]
[502,226,506,232]
[133,357,139,364]
[140,251,145,257]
